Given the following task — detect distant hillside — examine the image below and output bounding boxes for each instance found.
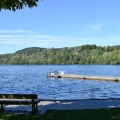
[15,47,45,54]
[0,44,120,65]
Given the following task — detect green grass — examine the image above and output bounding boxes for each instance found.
[0,109,120,120]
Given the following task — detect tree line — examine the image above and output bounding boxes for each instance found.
[0,44,120,65]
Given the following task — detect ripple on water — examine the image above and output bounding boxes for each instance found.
[0,65,120,99]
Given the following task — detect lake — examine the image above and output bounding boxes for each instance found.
[0,65,120,100]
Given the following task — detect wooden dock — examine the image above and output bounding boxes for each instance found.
[47,71,120,82]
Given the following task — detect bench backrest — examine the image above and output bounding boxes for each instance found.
[0,94,38,99]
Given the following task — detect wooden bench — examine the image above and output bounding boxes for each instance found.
[0,94,40,114]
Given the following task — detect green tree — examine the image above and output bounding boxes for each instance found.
[0,0,38,11]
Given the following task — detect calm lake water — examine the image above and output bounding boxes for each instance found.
[0,65,120,100]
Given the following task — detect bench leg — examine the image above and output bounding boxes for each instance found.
[0,104,4,111]
[32,103,38,113]
[32,103,35,114]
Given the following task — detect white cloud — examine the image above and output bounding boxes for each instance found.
[89,23,105,30]
[0,30,119,48]
[0,30,35,34]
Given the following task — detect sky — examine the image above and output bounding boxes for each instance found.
[0,0,120,54]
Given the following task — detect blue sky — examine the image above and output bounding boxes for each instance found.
[0,0,120,54]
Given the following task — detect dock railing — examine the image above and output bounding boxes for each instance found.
[47,71,68,77]
[47,71,58,77]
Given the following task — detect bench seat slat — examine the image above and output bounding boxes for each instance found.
[0,94,38,99]
[0,99,40,104]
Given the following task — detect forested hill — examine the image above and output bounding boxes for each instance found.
[15,47,45,54]
[0,45,120,65]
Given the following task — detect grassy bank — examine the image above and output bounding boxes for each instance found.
[0,109,120,120]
